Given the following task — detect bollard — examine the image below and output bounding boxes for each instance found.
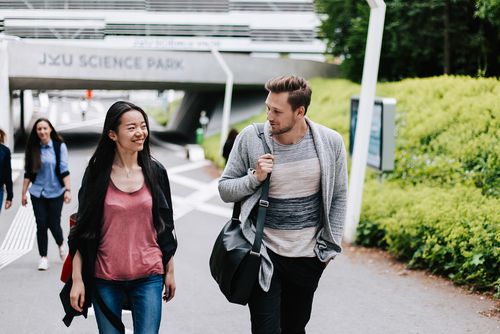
[195,127,204,145]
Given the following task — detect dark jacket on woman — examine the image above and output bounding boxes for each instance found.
[0,144,13,201]
[60,160,177,327]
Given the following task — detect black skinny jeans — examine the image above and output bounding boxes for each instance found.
[31,194,64,257]
[248,250,326,334]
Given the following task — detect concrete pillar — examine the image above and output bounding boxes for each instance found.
[20,90,25,137]
[0,41,13,150]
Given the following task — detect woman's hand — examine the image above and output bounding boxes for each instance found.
[21,178,30,207]
[21,194,28,207]
[70,251,85,312]
[63,190,71,204]
[70,278,85,312]
[163,258,176,302]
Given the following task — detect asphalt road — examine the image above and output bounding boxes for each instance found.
[0,134,498,334]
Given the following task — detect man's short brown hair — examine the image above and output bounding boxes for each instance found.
[265,75,312,114]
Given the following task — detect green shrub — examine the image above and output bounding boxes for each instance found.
[379,76,500,197]
[358,182,499,294]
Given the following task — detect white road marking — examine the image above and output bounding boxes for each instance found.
[56,117,105,131]
[196,202,232,218]
[171,178,230,220]
[168,160,211,174]
[168,174,206,190]
[0,204,36,270]
[87,307,134,333]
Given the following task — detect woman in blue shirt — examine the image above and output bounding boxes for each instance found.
[21,118,71,271]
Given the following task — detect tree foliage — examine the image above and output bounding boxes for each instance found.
[316,0,500,81]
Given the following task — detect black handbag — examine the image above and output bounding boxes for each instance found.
[209,123,270,305]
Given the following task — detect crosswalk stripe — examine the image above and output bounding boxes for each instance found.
[0,204,36,270]
[168,160,211,174]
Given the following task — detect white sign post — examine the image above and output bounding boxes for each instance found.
[344,0,387,243]
[211,48,234,156]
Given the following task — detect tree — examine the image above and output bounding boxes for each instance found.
[316,0,500,81]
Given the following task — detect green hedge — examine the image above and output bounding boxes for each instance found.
[377,76,500,197]
[204,76,500,295]
[359,181,499,293]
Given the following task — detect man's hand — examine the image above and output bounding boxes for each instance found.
[255,153,274,182]
[4,200,11,210]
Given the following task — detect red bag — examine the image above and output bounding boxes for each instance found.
[60,213,77,283]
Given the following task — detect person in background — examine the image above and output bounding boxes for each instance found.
[222,128,239,165]
[65,101,177,334]
[21,118,71,270]
[0,129,13,213]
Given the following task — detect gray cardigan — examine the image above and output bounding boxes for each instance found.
[218,118,348,291]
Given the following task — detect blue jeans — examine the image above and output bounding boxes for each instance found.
[0,190,3,213]
[93,275,164,334]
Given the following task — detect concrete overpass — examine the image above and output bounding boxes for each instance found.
[1,40,338,144]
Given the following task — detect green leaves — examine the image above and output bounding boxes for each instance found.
[358,182,500,294]
[317,0,500,80]
[307,76,499,295]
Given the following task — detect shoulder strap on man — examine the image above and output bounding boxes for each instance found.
[250,122,271,254]
[252,123,270,153]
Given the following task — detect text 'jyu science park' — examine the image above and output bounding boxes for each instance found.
[38,52,184,71]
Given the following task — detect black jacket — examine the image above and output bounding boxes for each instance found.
[0,144,13,201]
[60,160,177,327]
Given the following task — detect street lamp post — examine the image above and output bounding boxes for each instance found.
[344,0,387,243]
[211,48,234,156]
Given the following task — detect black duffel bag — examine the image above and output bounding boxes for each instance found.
[209,123,270,305]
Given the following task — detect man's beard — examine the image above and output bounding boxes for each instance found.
[270,122,294,136]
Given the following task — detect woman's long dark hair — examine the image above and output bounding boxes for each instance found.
[74,101,162,239]
[24,118,63,174]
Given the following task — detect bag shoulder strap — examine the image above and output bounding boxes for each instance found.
[230,123,271,255]
[251,123,271,255]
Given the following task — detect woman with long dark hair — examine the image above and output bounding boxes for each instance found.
[65,101,177,334]
[22,118,71,270]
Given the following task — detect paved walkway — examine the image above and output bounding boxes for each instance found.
[0,138,497,334]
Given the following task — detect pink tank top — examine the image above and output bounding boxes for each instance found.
[95,181,164,280]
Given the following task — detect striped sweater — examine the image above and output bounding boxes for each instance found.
[219,118,348,292]
[261,128,321,257]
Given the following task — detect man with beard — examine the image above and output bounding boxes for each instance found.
[218,75,348,334]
